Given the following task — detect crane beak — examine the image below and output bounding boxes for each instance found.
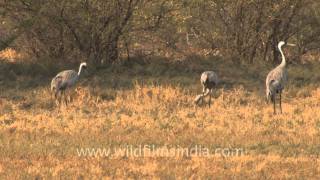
[287,43,296,47]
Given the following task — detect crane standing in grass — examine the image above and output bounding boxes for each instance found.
[266,41,295,114]
[194,71,219,107]
[51,62,87,105]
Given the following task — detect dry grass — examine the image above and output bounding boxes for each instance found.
[0,48,23,62]
[0,57,320,179]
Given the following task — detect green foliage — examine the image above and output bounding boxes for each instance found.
[1,0,320,65]
[1,0,141,65]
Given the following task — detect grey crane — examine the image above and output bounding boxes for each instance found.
[266,41,295,114]
[51,62,87,105]
[194,71,219,107]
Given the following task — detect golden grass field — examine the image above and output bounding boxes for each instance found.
[1,55,320,179]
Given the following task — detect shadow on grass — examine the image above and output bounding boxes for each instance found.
[1,55,318,97]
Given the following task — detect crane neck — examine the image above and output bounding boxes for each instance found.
[78,64,84,76]
[279,44,286,67]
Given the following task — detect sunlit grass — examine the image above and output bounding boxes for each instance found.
[0,48,23,62]
[0,58,320,178]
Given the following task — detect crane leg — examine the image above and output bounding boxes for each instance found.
[208,89,212,108]
[54,91,59,106]
[66,89,71,105]
[67,88,73,104]
[68,91,73,103]
[60,91,64,106]
[65,90,68,106]
[59,90,63,106]
[201,86,205,105]
[273,94,276,115]
[280,91,282,113]
[61,90,67,106]
[57,91,62,106]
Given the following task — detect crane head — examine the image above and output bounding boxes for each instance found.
[80,62,87,71]
[81,62,87,68]
[278,41,296,48]
[278,41,285,47]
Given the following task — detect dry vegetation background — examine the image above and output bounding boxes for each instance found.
[1,0,320,179]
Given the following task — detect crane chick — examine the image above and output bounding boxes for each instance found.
[51,62,87,105]
[194,71,219,107]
